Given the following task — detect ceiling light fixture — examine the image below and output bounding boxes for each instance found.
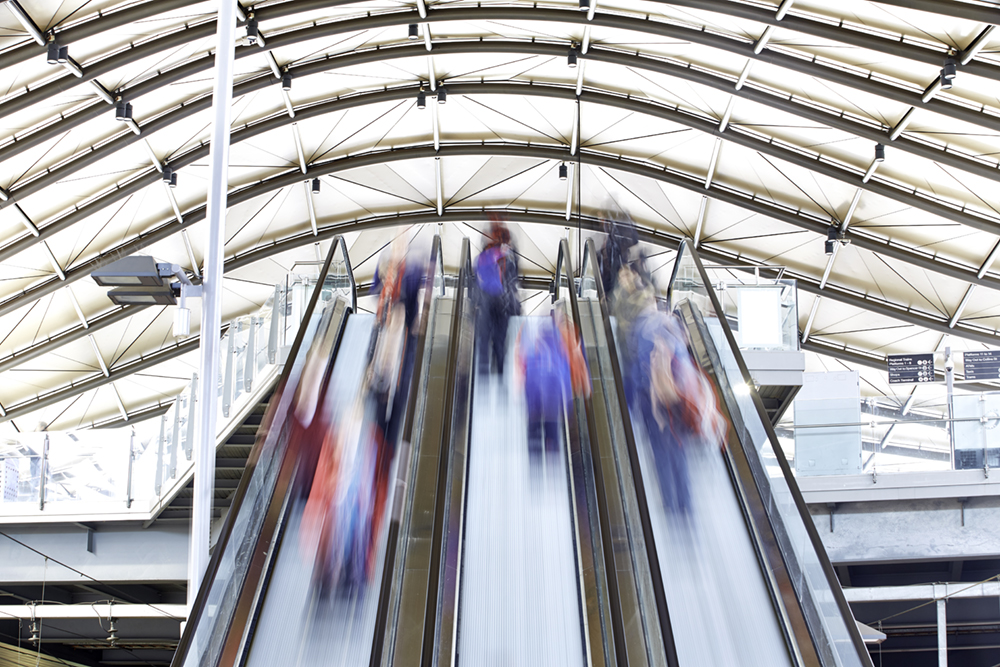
[437,86,447,104]
[408,24,419,40]
[281,73,292,91]
[162,166,173,184]
[114,101,132,121]
[940,58,957,90]
[559,163,568,180]
[417,87,426,109]
[825,226,839,256]
[875,143,885,163]
[311,178,321,194]
[57,46,68,64]
[568,46,578,68]
[579,0,590,10]
[46,41,59,65]
[246,16,259,45]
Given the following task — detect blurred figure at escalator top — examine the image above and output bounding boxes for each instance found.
[475,218,520,376]
[597,206,644,299]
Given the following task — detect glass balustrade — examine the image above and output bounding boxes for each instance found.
[0,266,336,519]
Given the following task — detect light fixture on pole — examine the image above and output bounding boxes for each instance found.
[437,86,447,104]
[91,256,201,333]
[940,58,957,90]
[311,177,321,194]
[875,143,885,163]
[46,41,59,65]
[162,166,173,184]
[417,87,426,109]
[568,46,578,68]
[281,73,292,91]
[408,23,419,40]
[559,163,568,180]
[57,46,68,64]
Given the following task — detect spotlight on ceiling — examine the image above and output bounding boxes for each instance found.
[169,173,178,188]
[114,101,133,121]
[46,41,59,65]
[161,166,173,184]
[281,73,292,91]
[568,46,578,68]
[559,163,568,180]
[246,16,259,45]
[437,86,447,104]
[940,58,957,90]
[579,0,590,10]
[408,23,419,40]
[875,143,885,163]
[825,226,839,256]
[312,177,321,194]
[57,46,68,64]
[417,88,426,109]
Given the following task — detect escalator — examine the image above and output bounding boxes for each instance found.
[573,236,875,667]
[171,235,450,667]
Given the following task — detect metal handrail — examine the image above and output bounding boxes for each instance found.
[674,239,874,667]
[578,237,680,667]
[369,234,445,666]
[170,235,355,667]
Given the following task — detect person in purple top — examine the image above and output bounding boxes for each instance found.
[519,317,572,457]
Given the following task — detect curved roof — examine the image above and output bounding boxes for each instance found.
[0,0,998,431]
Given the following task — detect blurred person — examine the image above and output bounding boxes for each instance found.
[597,210,640,298]
[555,309,591,401]
[517,317,571,458]
[475,219,520,376]
[611,264,655,407]
[632,310,725,517]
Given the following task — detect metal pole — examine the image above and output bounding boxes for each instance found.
[945,347,955,469]
[937,597,947,667]
[38,435,48,511]
[189,0,237,608]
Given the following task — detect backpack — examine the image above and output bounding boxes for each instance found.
[476,244,506,296]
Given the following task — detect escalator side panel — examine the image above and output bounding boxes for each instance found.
[576,298,658,667]
[389,298,456,667]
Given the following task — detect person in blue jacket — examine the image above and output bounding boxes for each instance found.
[519,317,572,457]
[475,220,520,376]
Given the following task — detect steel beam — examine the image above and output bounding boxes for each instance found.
[2,82,999,322]
[4,6,1000,149]
[6,38,1000,242]
[866,0,1000,25]
[7,204,999,423]
[3,141,1000,350]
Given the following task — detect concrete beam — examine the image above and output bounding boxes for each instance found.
[798,469,1000,504]
[844,581,1000,603]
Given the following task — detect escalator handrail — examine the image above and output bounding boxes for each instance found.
[419,237,471,667]
[170,234,356,667]
[577,237,680,667]
[672,239,874,667]
[369,234,445,667]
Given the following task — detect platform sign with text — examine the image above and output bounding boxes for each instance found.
[887,353,936,384]
[963,350,1000,381]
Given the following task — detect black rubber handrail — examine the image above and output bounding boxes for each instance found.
[369,234,445,667]
[554,238,629,667]
[577,237,680,667]
[672,240,874,667]
[420,237,471,667]
[170,235,355,667]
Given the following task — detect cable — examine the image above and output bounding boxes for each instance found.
[0,530,183,620]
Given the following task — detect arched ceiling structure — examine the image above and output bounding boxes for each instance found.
[0,0,999,431]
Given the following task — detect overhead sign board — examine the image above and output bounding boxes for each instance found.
[963,350,1000,381]
[887,353,936,384]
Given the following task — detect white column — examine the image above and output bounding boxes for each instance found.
[188,0,237,607]
[937,597,947,667]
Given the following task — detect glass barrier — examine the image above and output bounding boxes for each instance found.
[0,238,356,520]
[670,242,867,667]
